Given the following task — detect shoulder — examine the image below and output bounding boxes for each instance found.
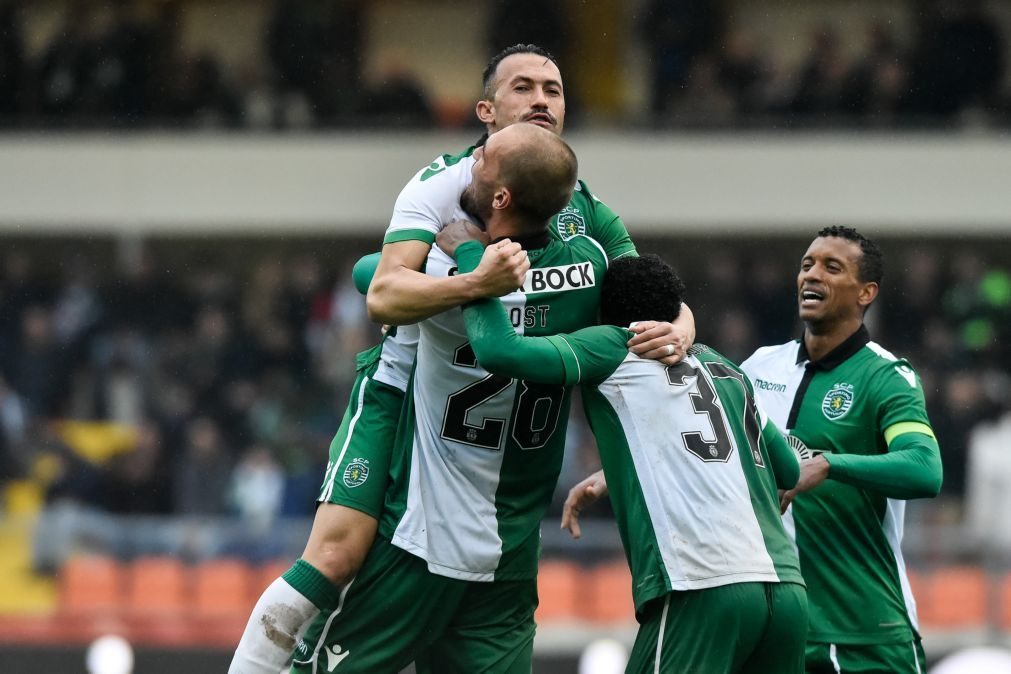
[398,147,475,197]
[862,341,922,390]
[564,234,609,266]
[741,340,800,372]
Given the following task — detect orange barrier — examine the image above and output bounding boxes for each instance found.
[59,555,123,614]
[584,560,635,623]
[535,559,581,622]
[24,559,1011,649]
[918,566,988,629]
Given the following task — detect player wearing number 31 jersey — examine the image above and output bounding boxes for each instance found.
[453,249,809,674]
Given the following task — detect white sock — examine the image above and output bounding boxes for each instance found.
[229,577,320,674]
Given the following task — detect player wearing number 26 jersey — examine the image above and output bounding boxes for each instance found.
[456,250,808,674]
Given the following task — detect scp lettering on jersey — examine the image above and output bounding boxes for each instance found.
[519,261,595,294]
[509,305,551,329]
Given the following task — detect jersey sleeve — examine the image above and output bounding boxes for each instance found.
[462,298,627,386]
[580,181,637,260]
[352,252,381,295]
[760,416,800,490]
[873,359,933,431]
[383,156,469,245]
[826,359,943,499]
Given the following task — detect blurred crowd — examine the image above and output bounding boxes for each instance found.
[1,237,1008,567]
[0,0,1007,130]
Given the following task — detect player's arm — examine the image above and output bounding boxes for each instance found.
[761,419,800,490]
[791,363,942,500]
[366,238,529,325]
[454,240,626,385]
[823,424,942,499]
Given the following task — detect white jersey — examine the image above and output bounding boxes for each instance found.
[372,151,477,392]
[383,237,608,581]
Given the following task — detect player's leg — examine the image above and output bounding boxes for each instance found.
[303,368,404,585]
[740,582,808,674]
[230,354,402,673]
[415,576,538,674]
[291,537,465,674]
[625,584,767,674]
[805,640,927,674]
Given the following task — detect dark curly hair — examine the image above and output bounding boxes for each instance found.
[600,255,686,328]
[817,225,883,286]
[481,44,559,100]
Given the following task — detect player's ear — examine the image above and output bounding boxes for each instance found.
[492,186,511,211]
[476,99,495,126]
[858,281,879,308]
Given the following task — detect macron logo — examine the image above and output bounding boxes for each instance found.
[754,378,787,393]
[520,262,595,294]
[325,644,351,671]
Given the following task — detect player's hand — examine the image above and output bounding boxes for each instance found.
[627,321,691,365]
[778,456,830,513]
[561,470,608,539]
[795,455,830,492]
[436,219,489,257]
[473,239,529,297]
[778,488,796,514]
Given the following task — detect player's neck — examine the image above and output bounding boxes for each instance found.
[803,318,864,362]
[487,216,550,250]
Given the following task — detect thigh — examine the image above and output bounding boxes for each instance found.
[742,583,808,674]
[318,371,403,520]
[290,538,464,674]
[626,584,767,674]
[805,640,925,674]
[418,577,538,674]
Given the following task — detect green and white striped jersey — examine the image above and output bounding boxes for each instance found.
[458,297,804,610]
[372,146,636,393]
[741,327,938,645]
[380,235,609,582]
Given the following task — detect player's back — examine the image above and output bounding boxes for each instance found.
[582,344,803,611]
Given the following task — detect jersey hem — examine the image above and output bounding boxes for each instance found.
[390,534,496,582]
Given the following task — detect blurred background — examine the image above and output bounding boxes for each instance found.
[0,0,1009,672]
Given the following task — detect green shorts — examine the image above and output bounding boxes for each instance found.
[627,582,808,674]
[805,638,926,674]
[317,347,405,520]
[290,537,537,674]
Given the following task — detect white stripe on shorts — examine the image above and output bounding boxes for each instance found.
[654,595,671,674]
[320,375,371,502]
[829,643,842,673]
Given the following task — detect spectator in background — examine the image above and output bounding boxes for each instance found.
[639,0,723,120]
[788,25,848,123]
[101,420,172,515]
[172,417,233,516]
[486,0,566,65]
[840,21,908,125]
[266,0,364,126]
[0,2,25,125]
[905,0,1006,123]
[5,306,69,417]
[362,64,435,129]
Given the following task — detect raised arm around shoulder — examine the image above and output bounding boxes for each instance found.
[627,302,696,364]
[366,238,529,325]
